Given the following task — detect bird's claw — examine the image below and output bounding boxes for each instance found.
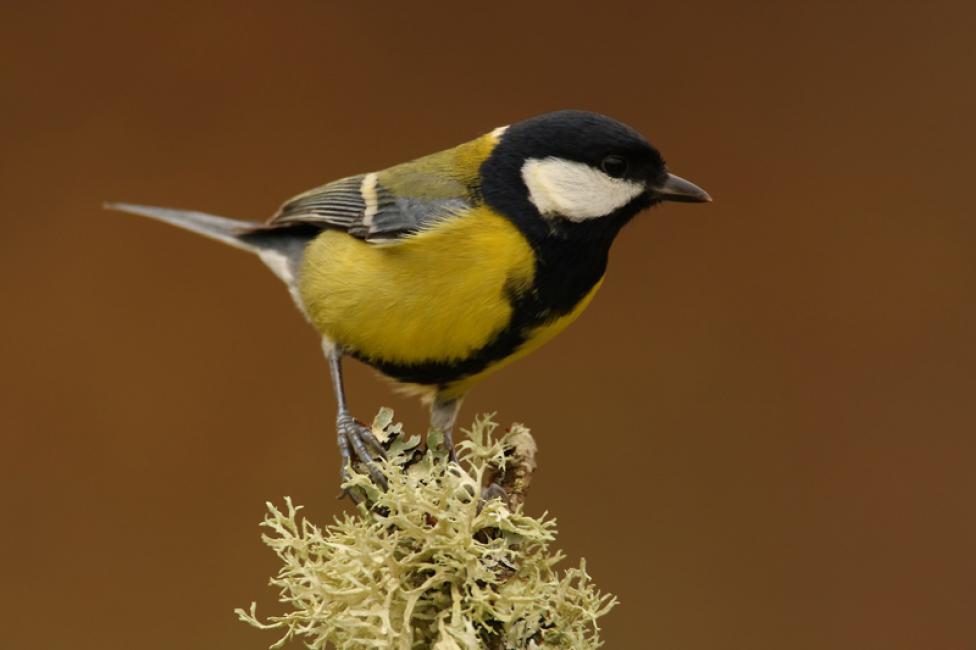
[481,482,507,502]
[336,413,388,494]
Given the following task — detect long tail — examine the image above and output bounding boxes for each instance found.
[105,202,312,290]
[105,202,259,253]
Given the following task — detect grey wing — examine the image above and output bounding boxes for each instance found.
[269,173,471,243]
[271,175,370,235]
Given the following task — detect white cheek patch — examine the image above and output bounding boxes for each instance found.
[521,157,645,221]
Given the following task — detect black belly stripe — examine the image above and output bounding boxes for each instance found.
[351,277,538,386]
[354,253,608,388]
[354,318,528,387]
[351,187,636,389]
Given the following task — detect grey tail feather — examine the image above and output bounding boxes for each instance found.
[104,202,261,253]
[105,202,318,290]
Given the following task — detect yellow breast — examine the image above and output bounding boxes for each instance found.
[298,207,536,364]
[437,277,603,399]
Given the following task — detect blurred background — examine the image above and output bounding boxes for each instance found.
[2,1,974,648]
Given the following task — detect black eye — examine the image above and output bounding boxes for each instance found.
[600,155,628,178]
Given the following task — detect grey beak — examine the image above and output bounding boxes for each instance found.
[653,173,712,203]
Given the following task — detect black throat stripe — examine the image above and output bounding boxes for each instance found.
[354,233,613,388]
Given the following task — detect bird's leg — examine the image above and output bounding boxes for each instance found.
[324,342,387,490]
[433,393,507,502]
[430,395,463,463]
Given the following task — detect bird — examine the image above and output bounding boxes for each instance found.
[108,110,710,488]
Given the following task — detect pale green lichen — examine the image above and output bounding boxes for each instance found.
[236,411,617,649]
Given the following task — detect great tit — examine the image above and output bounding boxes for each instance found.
[109,110,710,486]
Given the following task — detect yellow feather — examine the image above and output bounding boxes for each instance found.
[437,278,603,400]
[299,206,535,364]
[379,132,501,198]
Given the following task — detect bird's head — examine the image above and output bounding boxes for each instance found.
[480,110,710,241]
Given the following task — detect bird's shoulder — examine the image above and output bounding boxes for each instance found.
[268,132,500,244]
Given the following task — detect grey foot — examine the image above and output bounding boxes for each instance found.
[337,413,388,492]
[441,428,458,463]
[481,482,507,502]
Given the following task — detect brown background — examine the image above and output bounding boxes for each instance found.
[2,1,974,648]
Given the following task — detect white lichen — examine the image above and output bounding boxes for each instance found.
[236,411,616,649]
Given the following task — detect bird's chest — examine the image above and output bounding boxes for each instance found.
[297,208,537,364]
[439,274,603,396]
